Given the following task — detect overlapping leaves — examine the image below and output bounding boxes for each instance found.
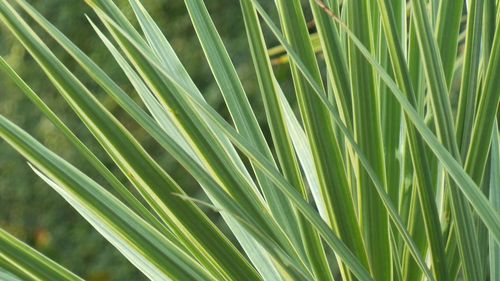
[0,0,498,280]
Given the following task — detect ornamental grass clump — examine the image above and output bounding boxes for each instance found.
[0,0,498,280]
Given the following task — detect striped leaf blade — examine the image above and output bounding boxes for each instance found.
[0,228,82,281]
[0,116,214,281]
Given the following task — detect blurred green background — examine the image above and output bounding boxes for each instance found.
[0,0,283,279]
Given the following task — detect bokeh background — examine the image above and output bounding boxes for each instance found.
[0,0,284,279]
